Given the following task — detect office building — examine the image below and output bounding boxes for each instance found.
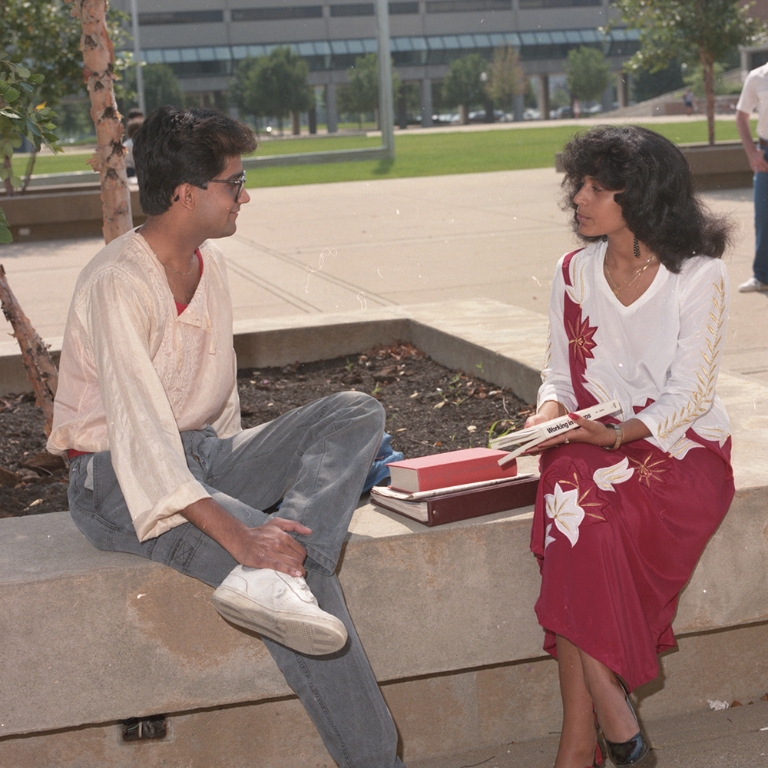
[111,0,638,127]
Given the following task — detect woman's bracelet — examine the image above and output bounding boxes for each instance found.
[604,423,623,451]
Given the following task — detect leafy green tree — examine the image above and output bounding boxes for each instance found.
[122,64,184,113]
[1,0,128,185]
[632,59,685,103]
[1,0,130,107]
[142,63,184,112]
[566,46,611,111]
[485,46,526,118]
[0,54,61,240]
[2,0,85,107]
[230,47,312,135]
[612,0,765,144]
[57,100,95,142]
[442,53,488,125]
[338,53,401,129]
[684,61,740,97]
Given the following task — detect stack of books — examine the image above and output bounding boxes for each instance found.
[370,447,539,526]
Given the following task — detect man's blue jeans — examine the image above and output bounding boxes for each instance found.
[67,391,405,768]
[754,157,768,283]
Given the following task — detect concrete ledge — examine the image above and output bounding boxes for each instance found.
[1,480,767,755]
[0,299,547,404]
[1,299,767,766]
[0,185,146,241]
[678,141,752,191]
[2,480,767,736]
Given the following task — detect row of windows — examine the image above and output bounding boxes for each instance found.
[232,7,323,21]
[138,5,416,24]
[425,1,512,10]
[518,0,599,7]
[138,11,224,25]
[141,28,637,75]
[138,0,601,25]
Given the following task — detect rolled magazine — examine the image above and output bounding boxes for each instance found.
[490,400,622,465]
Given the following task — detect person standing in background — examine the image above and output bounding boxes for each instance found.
[736,62,768,292]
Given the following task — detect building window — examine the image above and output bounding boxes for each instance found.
[389,2,420,12]
[330,3,375,16]
[518,0,600,8]
[231,6,323,21]
[426,0,512,12]
[138,11,224,25]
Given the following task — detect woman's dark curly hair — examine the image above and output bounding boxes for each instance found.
[560,124,732,272]
[133,105,257,216]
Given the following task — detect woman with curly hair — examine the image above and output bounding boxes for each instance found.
[525,125,734,767]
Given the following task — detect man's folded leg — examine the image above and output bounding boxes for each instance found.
[264,569,406,768]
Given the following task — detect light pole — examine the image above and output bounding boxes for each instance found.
[375,0,394,160]
[129,0,146,115]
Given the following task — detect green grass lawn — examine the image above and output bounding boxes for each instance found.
[13,119,745,189]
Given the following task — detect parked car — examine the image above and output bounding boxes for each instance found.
[468,109,505,123]
[431,113,460,125]
[549,106,574,119]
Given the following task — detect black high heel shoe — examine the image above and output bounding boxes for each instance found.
[598,679,654,767]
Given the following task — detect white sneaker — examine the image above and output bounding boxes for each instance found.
[211,566,348,656]
[738,276,768,292]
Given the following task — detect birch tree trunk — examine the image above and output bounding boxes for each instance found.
[0,265,58,434]
[65,0,132,243]
[700,47,716,147]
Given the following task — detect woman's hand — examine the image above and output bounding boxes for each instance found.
[524,401,567,429]
[522,403,651,454]
[562,413,617,448]
[526,413,651,453]
[523,401,572,453]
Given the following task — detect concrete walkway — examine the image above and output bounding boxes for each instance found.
[1,164,766,390]
[1,156,767,767]
[411,694,768,767]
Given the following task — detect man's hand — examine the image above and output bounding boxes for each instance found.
[230,518,312,577]
[747,144,768,174]
[736,109,768,173]
[181,498,312,578]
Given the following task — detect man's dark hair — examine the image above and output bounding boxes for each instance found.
[560,124,732,272]
[133,106,257,216]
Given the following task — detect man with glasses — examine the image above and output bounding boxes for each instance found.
[48,106,406,768]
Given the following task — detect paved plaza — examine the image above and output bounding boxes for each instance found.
[2,140,768,766]
[1,163,767,392]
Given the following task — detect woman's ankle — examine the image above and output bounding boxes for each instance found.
[593,678,639,744]
[554,729,598,768]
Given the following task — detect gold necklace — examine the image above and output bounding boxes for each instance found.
[603,252,655,296]
[161,253,197,276]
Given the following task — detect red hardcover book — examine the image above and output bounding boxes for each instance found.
[386,447,516,493]
[370,475,539,526]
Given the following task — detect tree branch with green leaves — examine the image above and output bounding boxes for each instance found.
[0,53,61,242]
[611,0,765,145]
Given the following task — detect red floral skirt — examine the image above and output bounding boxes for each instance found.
[530,436,733,692]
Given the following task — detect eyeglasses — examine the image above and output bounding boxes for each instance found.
[206,171,246,202]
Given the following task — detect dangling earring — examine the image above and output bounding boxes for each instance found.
[633,236,640,259]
